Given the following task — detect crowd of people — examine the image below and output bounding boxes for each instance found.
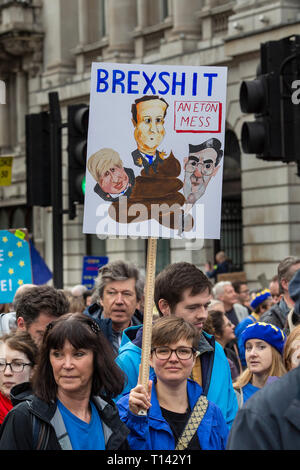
[0,254,299,450]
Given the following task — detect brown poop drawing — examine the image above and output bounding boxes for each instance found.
[108,152,194,231]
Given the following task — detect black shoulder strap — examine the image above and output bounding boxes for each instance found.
[29,402,50,450]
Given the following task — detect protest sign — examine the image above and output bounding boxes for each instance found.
[83,62,227,392]
[83,62,227,240]
[0,229,33,303]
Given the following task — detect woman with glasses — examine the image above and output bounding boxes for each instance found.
[117,316,229,450]
[0,332,38,425]
[0,313,129,450]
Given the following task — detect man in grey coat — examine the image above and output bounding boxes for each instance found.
[261,256,300,329]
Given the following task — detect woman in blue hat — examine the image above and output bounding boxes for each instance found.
[235,289,273,367]
[233,322,286,407]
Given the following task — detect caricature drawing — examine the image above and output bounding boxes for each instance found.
[131,95,168,174]
[183,138,223,206]
[87,148,135,202]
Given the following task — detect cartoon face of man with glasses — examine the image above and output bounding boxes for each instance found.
[183,138,223,205]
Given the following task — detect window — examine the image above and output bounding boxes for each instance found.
[0,206,32,233]
[86,234,106,256]
[214,130,243,271]
[99,0,107,37]
[161,0,169,21]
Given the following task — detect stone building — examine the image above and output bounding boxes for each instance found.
[0,0,300,288]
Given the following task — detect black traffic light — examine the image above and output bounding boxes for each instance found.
[26,112,51,206]
[67,104,89,219]
[240,35,300,162]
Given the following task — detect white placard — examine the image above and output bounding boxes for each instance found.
[83,62,227,240]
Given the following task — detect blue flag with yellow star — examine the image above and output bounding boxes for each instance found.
[0,230,33,303]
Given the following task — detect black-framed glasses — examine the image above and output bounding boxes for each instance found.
[0,361,32,373]
[151,346,196,361]
[186,159,215,176]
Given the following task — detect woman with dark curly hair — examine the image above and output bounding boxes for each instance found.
[0,313,129,450]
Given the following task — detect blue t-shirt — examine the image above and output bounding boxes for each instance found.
[57,400,105,450]
[241,383,259,403]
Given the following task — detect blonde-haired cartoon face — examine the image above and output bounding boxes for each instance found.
[88,148,129,196]
[133,99,167,155]
[99,166,128,195]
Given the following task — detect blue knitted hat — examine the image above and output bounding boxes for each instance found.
[242,322,286,355]
[250,289,271,310]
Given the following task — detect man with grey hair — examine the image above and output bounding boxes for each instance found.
[85,260,144,355]
[260,256,300,329]
[212,281,248,327]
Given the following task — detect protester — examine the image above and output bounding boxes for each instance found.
[233,322,286,407]
[70,284,87,297]
[283,324,300,371]
[0,313,129,450]
[227,365,300,450]
[285,268,300,334]
[269,275,281,305]
[116,262,238,428]
[212,281,248,327]
[0,304,10,314]
[0,332,38,425]
[117,317,229,450]
[207,299,225,313]
[235,289,272,367]
[261,256,300,328]
[83,290,93,307]
[232,281,252,314]
[205,251,231,282]
[0,285,69,348]
[63,291,85,314]
[204,310,242,380]
[85,260,144,355]
[15,285,70,348]
[0,284,36,336]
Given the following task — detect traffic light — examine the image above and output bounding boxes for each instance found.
[67,104,89,219]
[240,35,300,162]
[26,112,51,206]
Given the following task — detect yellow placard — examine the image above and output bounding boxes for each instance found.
[0,156,13,186]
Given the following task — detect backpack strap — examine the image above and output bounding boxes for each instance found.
[29,406,50,451]
[175,395,209,451]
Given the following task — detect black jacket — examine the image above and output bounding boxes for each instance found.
[0,383,129,450]
[260,297,290,329]
[227,366,300,450]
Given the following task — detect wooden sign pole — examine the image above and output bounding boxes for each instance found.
[138,237,157,414]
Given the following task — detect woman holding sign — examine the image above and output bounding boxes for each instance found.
[117,316,228,450]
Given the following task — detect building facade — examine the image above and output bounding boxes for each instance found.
[0,0,300,288]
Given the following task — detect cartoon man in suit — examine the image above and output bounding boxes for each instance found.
[183,138,223,205]
[131,95,168,175]
[87,148,135,202]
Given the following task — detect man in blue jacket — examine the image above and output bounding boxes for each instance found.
[85,260,144,355]
[116,262,238,428]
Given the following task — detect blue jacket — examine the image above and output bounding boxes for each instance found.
[117,374,229,450]
[115,325,238,428]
